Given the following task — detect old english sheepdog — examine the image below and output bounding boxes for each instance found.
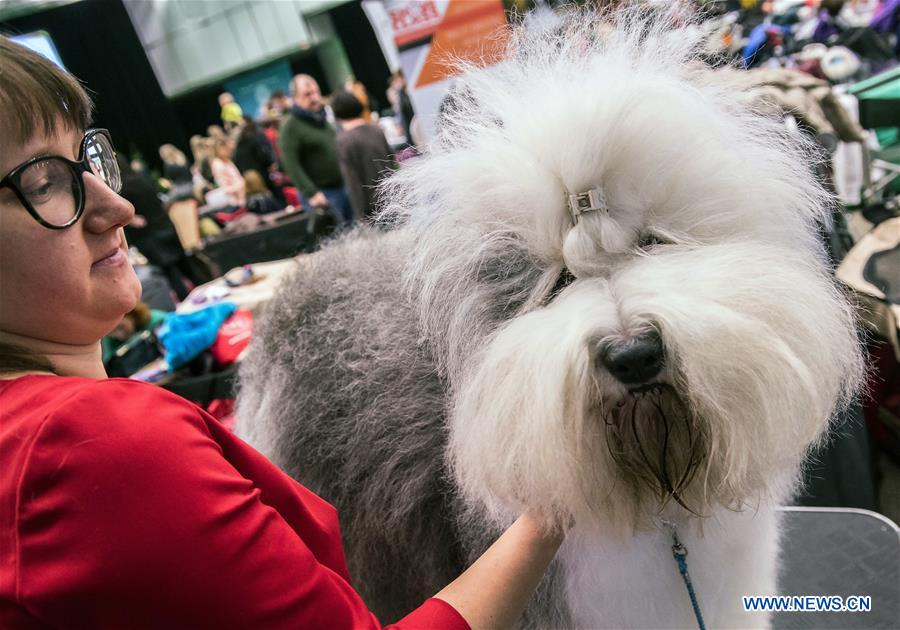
[236,8,864,629]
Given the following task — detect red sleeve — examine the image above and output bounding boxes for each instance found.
[391,598,469,630]
[14,381,469,630]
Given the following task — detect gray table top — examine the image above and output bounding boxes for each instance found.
[774,507,900,629]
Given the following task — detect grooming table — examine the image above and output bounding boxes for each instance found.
[773,507,900,629]
[177,258,300,319]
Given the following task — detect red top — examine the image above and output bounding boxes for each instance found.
[0,376,469,630]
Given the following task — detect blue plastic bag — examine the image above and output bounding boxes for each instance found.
[158,302,237,370]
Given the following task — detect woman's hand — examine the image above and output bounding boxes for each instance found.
[433,512,568,629]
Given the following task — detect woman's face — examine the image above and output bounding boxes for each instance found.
[0,123,142,345]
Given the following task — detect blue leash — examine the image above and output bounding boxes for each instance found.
[663,520,706,630]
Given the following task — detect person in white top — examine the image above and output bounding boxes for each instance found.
[210,138,246,208]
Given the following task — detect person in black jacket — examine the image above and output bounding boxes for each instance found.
[118,155,204,300]
[233,116,283,204]
[159,144,194,202]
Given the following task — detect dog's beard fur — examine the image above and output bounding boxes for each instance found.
[601,384,708,517]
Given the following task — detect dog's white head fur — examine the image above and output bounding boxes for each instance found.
[380,6,865,534]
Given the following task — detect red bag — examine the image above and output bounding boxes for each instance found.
[214,206,248,224]
[282,186,301,208]
[210,308,253,367]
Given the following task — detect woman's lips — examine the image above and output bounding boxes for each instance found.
[92,247,126,269]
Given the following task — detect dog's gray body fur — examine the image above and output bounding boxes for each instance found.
[236,229,560,624]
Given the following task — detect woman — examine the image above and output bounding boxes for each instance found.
[0,36,564,628]
[234,116,285,205]
[243,169,282,215]
[158,143,193,200]
[118,154,204,300]
[233,116,275,177]
[210,137,246,208]
[189,134,213,181]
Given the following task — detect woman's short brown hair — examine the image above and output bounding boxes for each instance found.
[0,35,93,146]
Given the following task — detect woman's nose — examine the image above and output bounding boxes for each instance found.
[81,172,134,233]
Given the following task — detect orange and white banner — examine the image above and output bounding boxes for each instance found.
[383,0,508,142]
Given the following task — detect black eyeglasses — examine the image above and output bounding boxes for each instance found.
[0,128,121,230]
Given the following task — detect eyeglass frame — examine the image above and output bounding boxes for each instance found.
[0,128,121,230]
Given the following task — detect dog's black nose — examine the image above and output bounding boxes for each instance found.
[599,333,664,385]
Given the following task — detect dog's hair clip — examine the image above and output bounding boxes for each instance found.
[567,187,608,223]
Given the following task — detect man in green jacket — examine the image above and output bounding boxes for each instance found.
[279,74,355,226]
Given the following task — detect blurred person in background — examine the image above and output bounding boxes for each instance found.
[234,117,274,176]
[243,170,282,215]
[263,89,291,159]
[218,92,243,132]
[343,77,374,122]
[210,138,246,208]
[118,155,203,300]
[189,134,211,175]
[233,116,282,203]
[158,143,193,202]
[279,74,354,226]
[189,134,215,200]
[331,91,395,224]
[261,117,282,163]
[207,124,228,142]
[387,70,415,147]
[268,89,291,117]
[101,301,167,366]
